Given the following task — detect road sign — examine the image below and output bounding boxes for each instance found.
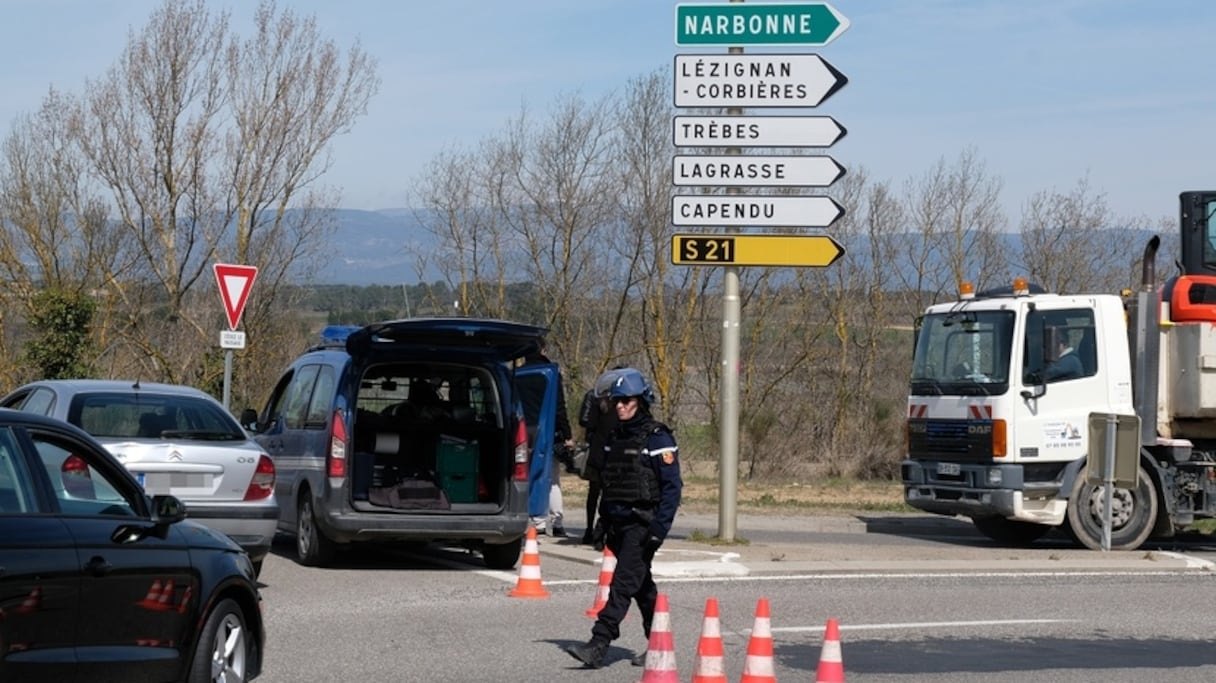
[673,115,846,148]
[672,233,844,267]
[220,330,247,349]
[213,263,258,330]
[674,54,846,108]
[673,155,844,187]
[675,2,850,46]
[672,195,844,228]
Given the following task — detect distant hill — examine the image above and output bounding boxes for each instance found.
[316,208,1164,287]
[318,209,439,285]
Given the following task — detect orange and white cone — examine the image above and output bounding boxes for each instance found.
[508,526,549,598]
[739,597,775,683]
[15,586,42,615]
[815,618,845,683]
[636,593,678,683]
[154,579,176,611]
[138,579,164,609]
[585,547,617,617]
[691,597,727,683]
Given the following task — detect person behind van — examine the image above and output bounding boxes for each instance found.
[576,367,625,545]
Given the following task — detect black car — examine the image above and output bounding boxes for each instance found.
[0,408,263,682]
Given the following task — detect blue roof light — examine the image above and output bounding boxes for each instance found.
[319,325,361,346]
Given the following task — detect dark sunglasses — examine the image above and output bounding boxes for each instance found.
[612,396,637,405]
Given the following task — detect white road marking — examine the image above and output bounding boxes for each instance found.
[771,618,1077,634]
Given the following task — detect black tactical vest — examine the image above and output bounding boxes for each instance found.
[599,418,663,507]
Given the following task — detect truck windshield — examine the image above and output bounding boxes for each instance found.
[911,309,1014,396]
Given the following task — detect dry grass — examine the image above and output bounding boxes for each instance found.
[560,475,910,516]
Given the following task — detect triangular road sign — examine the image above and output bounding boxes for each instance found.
[213,263,258,330]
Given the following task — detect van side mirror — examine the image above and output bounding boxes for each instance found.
[240,408,260,432]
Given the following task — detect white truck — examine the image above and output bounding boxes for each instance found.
[902,191,1216,550]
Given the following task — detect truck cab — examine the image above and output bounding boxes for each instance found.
[904,191,1216,551]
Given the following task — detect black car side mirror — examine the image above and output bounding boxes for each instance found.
[151,494,187,525]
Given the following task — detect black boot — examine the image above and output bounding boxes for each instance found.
[631,650,647,667]
[565,639,608,668]
[581,529,594,545]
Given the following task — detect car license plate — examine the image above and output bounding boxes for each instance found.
[936,462,961,476]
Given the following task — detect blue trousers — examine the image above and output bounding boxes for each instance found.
[590,520,658,643]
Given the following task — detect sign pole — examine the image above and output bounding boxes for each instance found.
[223,350,234,411]
[718,19,743,542]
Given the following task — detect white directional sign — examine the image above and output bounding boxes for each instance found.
[672,195,844,227]
[673,115,846,148]
[673,155,843,187]
[674,54,846,108]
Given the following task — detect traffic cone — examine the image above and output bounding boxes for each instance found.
[508,526,549,598]
[636,593,678,683]
[585,547,616,617]
[138,579,164,609]
[154,579,176,611]
[15,586,42,615]
[691,597,727,683]
[177,585,193,614]
[815,618,845,683]
[739,598,775,683]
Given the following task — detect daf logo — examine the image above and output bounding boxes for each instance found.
[968,424,992,435]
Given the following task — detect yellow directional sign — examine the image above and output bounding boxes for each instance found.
[671,233,844,267]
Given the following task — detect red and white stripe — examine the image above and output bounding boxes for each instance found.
[969,404,993,419]
[909,404,927,418]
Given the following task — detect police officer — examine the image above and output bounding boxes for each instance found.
[576,367,625,545]
[565,368,682,669]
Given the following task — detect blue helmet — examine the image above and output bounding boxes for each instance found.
[608,368,656,405]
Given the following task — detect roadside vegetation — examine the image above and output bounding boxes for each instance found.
[0,0,1178,489]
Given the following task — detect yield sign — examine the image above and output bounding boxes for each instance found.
[213,263,258,330]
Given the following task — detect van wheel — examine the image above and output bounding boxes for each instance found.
[296,495,336,566]
[481,539,521,570]
[970,516,1051,546]
[1066,463,1157,550]
[189,598,249,683]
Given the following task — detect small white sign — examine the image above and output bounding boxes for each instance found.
[673,155,843,187]
[220,330,246,349]
[674,54,846,108]
[673,115,846,148]
[672,195,843,227]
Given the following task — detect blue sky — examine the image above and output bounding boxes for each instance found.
[1,0,1214,222]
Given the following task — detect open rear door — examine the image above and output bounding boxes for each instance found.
[515,363,558,519]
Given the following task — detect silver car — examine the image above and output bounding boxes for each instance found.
[1,379,278,575]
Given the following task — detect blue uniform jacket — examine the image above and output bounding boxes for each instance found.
[600,417,683,540]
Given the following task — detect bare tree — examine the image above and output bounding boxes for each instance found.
[60,0,377,398]
[896,147,1007,310]
[1016,176,1141,294]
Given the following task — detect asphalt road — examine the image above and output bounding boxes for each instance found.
[250,513,1216,682]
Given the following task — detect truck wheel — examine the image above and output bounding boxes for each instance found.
[970,516,1051,546]
[296,494,336,566]
[481,539,521,570]
[1066,463,1157,550]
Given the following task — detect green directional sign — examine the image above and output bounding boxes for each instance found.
[675,2,850,46]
